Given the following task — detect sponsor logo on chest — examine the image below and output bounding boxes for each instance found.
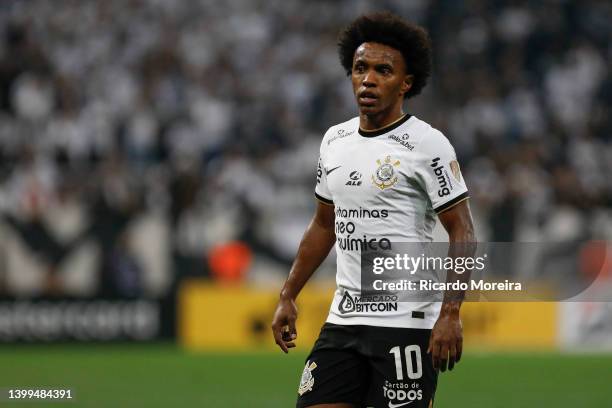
[345,171,362,186]
[388,133,415,150]
[328,129,355,146]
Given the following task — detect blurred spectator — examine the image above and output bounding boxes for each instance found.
[0,0,610,296]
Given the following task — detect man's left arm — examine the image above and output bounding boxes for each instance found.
[428,199,476,372]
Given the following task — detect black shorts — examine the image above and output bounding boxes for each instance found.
[296,323,437,408]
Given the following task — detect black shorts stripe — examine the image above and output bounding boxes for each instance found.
[434,192,469,214]
[315,192,334,205]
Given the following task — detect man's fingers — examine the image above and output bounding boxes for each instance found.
[456,340,463,363]
[282,329,292,342]
[430,340,440,370]
[439,344,449,372]
[273,328,289,353]
[271,323,281,342]
[271,322,289,353]
[274,337,289,353]
[275,330,292,353]
[288,318,298,340]
[448,344,457,371]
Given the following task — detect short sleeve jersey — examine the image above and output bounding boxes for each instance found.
[315,114,469,329]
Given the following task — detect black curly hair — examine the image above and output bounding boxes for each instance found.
[338,12,432,99]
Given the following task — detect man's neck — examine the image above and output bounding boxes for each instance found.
[359,106,405,131]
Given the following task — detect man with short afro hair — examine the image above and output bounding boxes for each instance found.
[338,11,432,99]
[272,11,476,408]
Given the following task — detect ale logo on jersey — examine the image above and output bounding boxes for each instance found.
[372,155,400,190]
[346,171,362,186]
[298,360,317,396]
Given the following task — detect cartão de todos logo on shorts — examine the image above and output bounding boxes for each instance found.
[298,360,317,396]
[337,291,398,314]
[372,155,400,190]
[383,380,423,407]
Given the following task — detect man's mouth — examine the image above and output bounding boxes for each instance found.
[358,91,379,105]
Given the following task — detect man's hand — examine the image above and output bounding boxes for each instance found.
[271,297,298,353]
[427,307,463,372]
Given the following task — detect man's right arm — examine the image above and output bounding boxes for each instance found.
[271,201,336,353]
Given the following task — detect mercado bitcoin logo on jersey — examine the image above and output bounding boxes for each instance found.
[338,290,398,314]
[372,155,400,190]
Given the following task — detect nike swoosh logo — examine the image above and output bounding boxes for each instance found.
[325,166,341,175]
[388,401,414,408]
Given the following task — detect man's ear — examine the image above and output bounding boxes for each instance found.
[401,75,414,96]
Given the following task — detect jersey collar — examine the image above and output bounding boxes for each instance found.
[358,113,412,137]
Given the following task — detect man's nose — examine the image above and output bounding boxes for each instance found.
[362,70,377,86]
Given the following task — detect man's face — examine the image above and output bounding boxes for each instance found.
[351,42,412,116]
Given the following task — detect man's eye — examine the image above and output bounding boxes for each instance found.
[354,65,365,73]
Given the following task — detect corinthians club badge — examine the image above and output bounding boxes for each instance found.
[298,360,318,396]
[372,155,400,190]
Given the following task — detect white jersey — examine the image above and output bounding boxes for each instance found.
[315,114,469,329]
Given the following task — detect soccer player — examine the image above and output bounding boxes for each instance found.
[271,12,476,408]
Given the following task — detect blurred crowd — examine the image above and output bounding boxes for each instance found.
[0,0,610,297]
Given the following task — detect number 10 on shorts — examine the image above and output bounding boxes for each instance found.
[389,345,423,380]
